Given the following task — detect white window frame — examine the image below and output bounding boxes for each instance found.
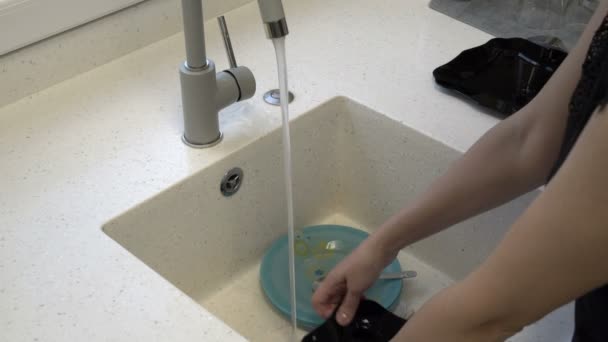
[0,0,144,55]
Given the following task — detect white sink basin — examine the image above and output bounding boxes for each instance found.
[103,96,573,341]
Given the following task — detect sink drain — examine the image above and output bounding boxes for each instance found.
[220,167,243,197]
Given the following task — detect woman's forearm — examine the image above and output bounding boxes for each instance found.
[393,97,608,342]
[370,112,553,257]
[391,282,521,342]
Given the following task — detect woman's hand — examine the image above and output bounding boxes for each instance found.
[311,238,396,326]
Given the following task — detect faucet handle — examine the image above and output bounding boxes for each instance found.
[217,16,238,69]
[222,66,256,104]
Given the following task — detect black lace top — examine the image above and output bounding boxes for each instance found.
[549,12,608,342]
[550,14,608,179]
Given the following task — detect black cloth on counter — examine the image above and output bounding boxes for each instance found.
[433,38,567,116]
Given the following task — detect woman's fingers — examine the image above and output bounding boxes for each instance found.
[336,290,362,326]
[312,277,345,318]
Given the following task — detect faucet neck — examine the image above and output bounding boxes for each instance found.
[181,0,208,70]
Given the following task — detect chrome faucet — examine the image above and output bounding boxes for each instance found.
[179,0,289,148]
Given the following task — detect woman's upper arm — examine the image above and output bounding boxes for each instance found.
[512,0,608,178]
[463,104,608,332]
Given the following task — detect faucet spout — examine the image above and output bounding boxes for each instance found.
[258,0,289,39]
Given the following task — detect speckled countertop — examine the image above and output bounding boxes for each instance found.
[0,0,497,340]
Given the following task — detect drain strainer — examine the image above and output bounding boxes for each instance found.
[220,167,243,197]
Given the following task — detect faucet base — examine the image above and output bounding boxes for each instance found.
[263,89,295,106]
[181,132,223,149]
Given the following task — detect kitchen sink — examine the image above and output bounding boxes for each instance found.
[103,96,573,341]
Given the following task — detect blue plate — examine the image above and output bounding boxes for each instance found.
[260,225,402,330]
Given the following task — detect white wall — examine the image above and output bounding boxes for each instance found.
[0,0,253,107]
[0,0,145,55]
[0,0,254,56]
